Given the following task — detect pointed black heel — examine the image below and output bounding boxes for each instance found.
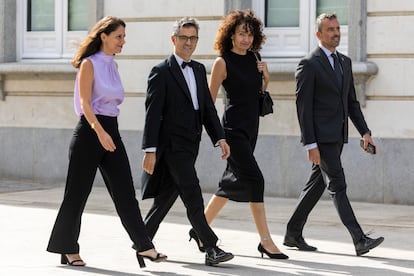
[189,228,205,252]
[136,251,168,268]
[60,254,86,266]
[258,243,289,259]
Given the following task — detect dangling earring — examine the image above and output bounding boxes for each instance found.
[231,39,235,47]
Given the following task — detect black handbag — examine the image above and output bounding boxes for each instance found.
[259,90,274,117]
[253,51,274,117]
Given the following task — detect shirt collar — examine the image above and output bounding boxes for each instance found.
[319,43,338,57]
[174,54,192,68]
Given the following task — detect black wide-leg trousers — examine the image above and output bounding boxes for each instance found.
[47,115,153,254]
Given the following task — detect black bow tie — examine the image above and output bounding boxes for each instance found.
[181,61,192,69]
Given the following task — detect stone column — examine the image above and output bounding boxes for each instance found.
[0,0,17,100]
[348,0,367,62]
[225,0,252,13]
[348,0,371,106]
[88,0,104,30]
[0,0,17,63]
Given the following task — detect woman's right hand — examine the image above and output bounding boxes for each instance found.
[95,127,116,152]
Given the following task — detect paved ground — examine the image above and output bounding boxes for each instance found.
[0,180,413,275]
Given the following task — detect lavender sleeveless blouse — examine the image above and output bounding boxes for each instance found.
[74,51,124,117]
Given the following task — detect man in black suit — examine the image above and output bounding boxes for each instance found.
[283,13,384,256]
[141,17,233,266]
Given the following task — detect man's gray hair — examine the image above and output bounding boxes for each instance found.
[172,17,200,35]
[316,13,338,32]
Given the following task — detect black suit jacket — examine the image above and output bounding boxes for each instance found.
[296,47,370,146]
[141,55,225,199]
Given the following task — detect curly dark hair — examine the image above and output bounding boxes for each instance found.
[72,16,126,68]
[214,9,265,55]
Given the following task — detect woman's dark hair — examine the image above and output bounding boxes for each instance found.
[72,16,126,68]
[214,9,266,55]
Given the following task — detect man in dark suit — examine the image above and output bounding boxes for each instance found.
[283,13,384,256]
[141,17,233,266]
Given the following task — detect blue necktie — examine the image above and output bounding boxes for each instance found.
[331,53,342,88]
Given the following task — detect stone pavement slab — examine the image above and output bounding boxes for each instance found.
[0,182,413,275]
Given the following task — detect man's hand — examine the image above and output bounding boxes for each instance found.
[307,147,320,165]
[362,133,375,151]
[218,140,230,160]
[142,152,156,175]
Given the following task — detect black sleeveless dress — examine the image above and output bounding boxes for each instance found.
[215,50,265,202]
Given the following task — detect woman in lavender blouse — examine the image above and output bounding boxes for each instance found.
[46,16,166,268]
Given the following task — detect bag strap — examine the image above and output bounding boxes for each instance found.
[253,51,261,62]
[253,51,264,93]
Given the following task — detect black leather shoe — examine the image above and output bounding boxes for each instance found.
[283,235,317,251]
[205,246,234,266]
[355,235,384,256]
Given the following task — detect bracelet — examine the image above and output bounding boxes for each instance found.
[91,120,98,130]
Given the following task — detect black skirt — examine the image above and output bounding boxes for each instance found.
[215,129,264,202]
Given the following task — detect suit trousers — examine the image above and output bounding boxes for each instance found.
[144,181,179,239]
[286,142,364,244]
[144,147,219,248]
[47,115,153,253]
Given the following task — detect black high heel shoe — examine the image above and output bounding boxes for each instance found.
[258,243,289,259]
[189,228,205,252]
[60,254,86,266]
[136,251,168,268]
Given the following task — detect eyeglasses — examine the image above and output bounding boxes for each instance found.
[176,35,199,43]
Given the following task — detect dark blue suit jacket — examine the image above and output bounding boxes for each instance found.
[295,47,370,146]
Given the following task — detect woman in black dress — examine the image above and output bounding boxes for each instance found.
[189,10,287,259]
